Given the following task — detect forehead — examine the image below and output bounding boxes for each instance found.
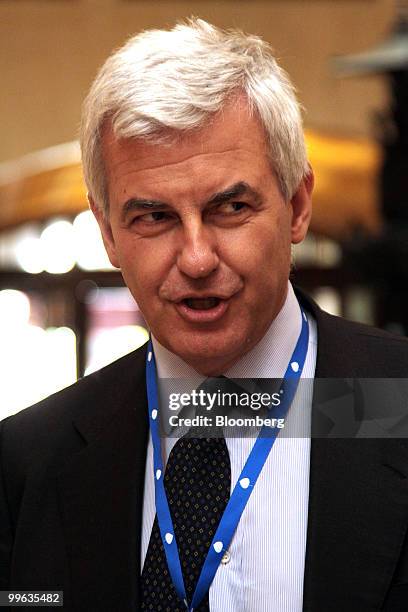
[101,98,272,203]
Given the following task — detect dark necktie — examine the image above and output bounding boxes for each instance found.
[141,379,231,611]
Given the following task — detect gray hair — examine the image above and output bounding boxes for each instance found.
[80,18,309,215]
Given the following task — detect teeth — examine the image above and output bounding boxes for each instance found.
[185,297,220,310]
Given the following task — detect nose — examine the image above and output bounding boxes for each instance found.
[176,220,219,279]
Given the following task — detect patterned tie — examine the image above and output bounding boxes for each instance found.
[141,379,231,611]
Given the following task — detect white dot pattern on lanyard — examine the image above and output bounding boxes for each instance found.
[213,541,223,553]
[239,477,250,489]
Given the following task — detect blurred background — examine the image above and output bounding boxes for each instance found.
[1,0,407,417]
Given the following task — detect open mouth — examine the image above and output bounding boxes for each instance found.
[175,295,230,323]
[183,297,222,310]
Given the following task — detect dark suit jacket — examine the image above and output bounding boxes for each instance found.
[2,292,408,611]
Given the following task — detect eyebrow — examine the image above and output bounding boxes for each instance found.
[120,181,262,221]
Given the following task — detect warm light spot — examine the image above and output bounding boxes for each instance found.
[73,210,114,271]
[41,219,76,274]
[15,229,44,274]
[0,289,30,326]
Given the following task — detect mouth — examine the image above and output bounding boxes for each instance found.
[182,297,222,310]
[174,296,230,323]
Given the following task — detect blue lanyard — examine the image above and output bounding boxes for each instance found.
[146,308,309,611]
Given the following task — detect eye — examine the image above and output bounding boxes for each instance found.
[127,209,178,235]
[230,202,248,212]
[205,200,252,227]
[132,211,171,224]
[216,201,249,214]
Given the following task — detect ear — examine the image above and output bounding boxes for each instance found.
[290,166,314,244]
[88,194,120,268]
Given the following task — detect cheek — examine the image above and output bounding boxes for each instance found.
[222,225,289,279]
[115,237,172,301]
[258,213,292,262]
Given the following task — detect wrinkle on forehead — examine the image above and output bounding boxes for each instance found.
[107,149,256,181]
[101,96,269,175]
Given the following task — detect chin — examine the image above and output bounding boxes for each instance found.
[166,330,249,374]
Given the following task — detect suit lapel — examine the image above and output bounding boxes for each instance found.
[301,296,408,611]
[57,348,149,611]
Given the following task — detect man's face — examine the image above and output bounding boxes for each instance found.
[92,99,313,375]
